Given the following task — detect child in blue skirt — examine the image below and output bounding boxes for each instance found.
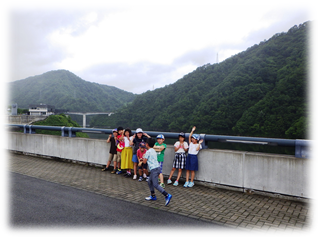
[184,126,203,188]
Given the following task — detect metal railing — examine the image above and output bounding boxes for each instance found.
[7,124,295,145]
[7,124,311,158]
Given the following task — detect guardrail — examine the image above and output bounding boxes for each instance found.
[7,124,311,158]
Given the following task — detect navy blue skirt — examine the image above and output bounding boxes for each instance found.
[185,154,198,171]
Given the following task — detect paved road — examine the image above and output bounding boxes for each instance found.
[11,172,224,228]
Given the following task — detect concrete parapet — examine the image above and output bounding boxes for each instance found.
[7,132,309,199]
[7,115,47,124]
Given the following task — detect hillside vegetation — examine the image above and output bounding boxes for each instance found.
[9,69,136,112]
[31,114,89,137]
[91,22,309,139]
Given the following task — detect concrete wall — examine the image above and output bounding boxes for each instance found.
[7,132,309,199]
[7,115,47,124]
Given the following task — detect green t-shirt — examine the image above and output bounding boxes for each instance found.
[155,142,166,162]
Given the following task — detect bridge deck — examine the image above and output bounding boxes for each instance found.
[9,151,310,231]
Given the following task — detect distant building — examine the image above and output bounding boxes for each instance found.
[11,103,18,115]
[29,104,55,116]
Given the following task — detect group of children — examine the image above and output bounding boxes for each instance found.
[102,126,203,206]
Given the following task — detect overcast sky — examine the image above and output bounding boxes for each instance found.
[3,0,315,94]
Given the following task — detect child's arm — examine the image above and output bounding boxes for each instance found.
[143,132,151,138]
[174,144,179,152]
[129,134,135,146]
[196,140,204,151]
[174,142,182,152]
[153,145,165,152]
[189,126,196,144]
[106,134,112,143]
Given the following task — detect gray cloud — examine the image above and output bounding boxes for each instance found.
[77,61,178,94]
[7,5,312,96]
[241,8,310,49]
[9,8,117,80]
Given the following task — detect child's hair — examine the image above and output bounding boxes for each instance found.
[117,126,124,131]
[146,138,155,148]
[124,128,132,136]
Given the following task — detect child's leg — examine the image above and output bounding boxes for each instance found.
[134,162,137,175]
[176,168,182,181]
[159,162,164,184]
[148,169,156,196]
[159,173,164,184]
[106,160,111,168]
[152,167,168,196]
[190,171,195,182]
[117,152,121,170]
[168,168,176,180]
[144,168,149,176]
[185,170,190,182]
[139,166,142,177]
[113,161,117,170]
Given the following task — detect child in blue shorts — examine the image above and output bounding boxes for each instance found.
[184,126,203,188]
[154,134,166,188]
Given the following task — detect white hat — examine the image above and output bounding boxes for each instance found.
[136,128,143,133]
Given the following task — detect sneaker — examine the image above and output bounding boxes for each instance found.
[111,170,117,174]
[146,176,149,182]
[188,182,194,188]
[167,179,172,185]
[125,173,132,178]
[143,173,147,178]
[102,167,109,171]
[145,195,157,201]
[183,181,189,188]
[138,176,143,182]
[160,183,165,189]
[173,181,179,186]
[165,194,172,206]
[133,175,137,180]
[116,170,123,175]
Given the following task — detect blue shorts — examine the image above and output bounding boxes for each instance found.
[158,161,163,174]
[132,154,138,163]
[138,163,148,170]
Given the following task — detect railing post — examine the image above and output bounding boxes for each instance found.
[295,140,311,158]
[200,134,208,149]
[28,125,35,134]
[68,127,76,137]
[61,126,65,137]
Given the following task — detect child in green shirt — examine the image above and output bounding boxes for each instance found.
[154,134,167,188]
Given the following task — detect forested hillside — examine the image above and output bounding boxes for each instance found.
[91,22,309,139]
[9,69,136,112]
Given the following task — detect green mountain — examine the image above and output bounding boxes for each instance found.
[8,69,136,112]
[91,22,309,139]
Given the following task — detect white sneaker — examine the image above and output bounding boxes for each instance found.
[133,175,137,180]
[143,173,147,178]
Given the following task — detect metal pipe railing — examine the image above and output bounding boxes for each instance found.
[0,124,296,146]
[7,124,310,158]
